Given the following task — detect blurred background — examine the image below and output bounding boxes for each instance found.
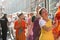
[0,0,60,40]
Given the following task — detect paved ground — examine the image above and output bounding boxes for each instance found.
[0,27,15,40]
[0,38,2,40]
[0,37,15,40]
[0,32,15,40]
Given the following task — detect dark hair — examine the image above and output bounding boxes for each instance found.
[39,8,45,15]
[32,16,36,22]
[18,13,23,17]
[2,14,7,18]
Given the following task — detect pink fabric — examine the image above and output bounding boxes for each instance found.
[28,18,33,36]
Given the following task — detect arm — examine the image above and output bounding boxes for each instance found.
[14,21,20,29]
[42,25,52,32]
[39,19,52,32]
[52,19,58,28]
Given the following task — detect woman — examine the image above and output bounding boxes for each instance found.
[33,6,41,40]
[27,13,34,40]
[39,8,54,40]
[53,3,60,40]
[14,13,26,40]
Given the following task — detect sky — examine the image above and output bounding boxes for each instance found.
[1,0,27,14]
[0,0,2,5]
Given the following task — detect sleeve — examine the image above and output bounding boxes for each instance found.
[14,21,19,29]
[39,19,46,27]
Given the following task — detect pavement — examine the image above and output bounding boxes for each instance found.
[0,32,15,40]
[0,36,15,40]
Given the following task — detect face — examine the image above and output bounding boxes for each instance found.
[19,14,24,19]
[41,8,48,19]
[27,14,29,17]
[30,13,33,17]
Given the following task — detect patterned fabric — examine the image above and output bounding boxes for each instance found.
[14,20,26,40]
[27,18,33,40]
[33,17,41,40]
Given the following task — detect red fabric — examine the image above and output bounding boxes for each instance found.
[14,20,26,35]
[14,20,19,34]
[55,12,60,20]
[14,20,26,40]
[53,8,60,38]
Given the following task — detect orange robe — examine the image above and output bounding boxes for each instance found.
[53,7,60,38]
[14,20,26,40]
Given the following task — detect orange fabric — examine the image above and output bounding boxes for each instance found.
[55,7,60,14]
[14,20,26,40]
[53,7,60,38]
[14,20,19,34]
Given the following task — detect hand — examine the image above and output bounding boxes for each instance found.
[53,19,58,28]
[47,27,52,31]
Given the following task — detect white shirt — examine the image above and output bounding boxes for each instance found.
[39,18,46,28]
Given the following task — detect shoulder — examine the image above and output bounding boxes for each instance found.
[39,18,46,27]
[39,18,46,23]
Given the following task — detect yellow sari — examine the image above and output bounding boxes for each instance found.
[39,19,54,40]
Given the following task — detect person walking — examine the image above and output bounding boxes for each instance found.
[0,14,8,40]
[27,13,34,40]
[53,1,60,40]
[33,6,41,40]
[14,13,26,40]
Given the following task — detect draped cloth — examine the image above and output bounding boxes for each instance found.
[14,20,26,40]
[53,7,60,38]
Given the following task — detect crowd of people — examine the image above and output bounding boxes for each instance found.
[0,2,60,40]
[13,2,60,40]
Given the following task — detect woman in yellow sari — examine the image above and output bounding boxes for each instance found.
[39,8,54,40]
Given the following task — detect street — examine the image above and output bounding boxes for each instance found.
[0,32,15,40]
